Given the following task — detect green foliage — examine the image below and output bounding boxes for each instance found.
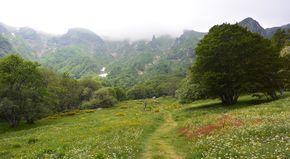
[0,55,122,127]
[176,78,207,104]
[107,52,153,88]
[41,45,112,78]
[0,36,14,57]
[41,69,83,112]
[0,98,21,127]
[10,36,36,59]
[107,33,202,91]
[81,98,101,109]
[81,87,118,109]
[127,85,152,100]
[79,77,103,101]
[271,29,290,91]
[189,24,282,105]
[0,34,36,59]
[113,87,126,101]
[271,28,289,52]
[0,55,47,127]
[92,87,117,107]
[127,75,182,99]
[168,30,204,60]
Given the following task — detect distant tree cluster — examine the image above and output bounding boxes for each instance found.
[126,75,182,99]
[0,55,124,127]
[177,24,290,105]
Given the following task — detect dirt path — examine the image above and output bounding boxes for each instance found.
[141,113,183,159]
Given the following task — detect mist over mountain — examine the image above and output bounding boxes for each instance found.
[0,17,289,80]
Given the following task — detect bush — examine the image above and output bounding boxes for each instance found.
[93,87,118,107]
[81,98,101,109]
[127,85,154,99]
[126,75,182,100]
[176,78,207,104]
[81,87,118,109]
[114,87,127,101]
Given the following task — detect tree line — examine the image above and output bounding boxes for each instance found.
[0,54,182,128]
[0,55,126,127]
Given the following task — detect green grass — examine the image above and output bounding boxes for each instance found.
[169,95,290,159]
[0,96,289,158]
[0,99,165,158]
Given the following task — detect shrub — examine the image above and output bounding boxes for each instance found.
[176,79,207,104]
[92,87,118,107]
[81,98,101,109]
[114,87,127,101]
[81,87,118,109]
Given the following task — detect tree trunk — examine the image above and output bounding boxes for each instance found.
[268,91,279,100]
[26,119,35,124]
[220,91,239,105]
[7,117,19,128]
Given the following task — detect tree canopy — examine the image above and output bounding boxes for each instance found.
[0,55,46,127]
[0,55,124,127]
[187,24,282,105]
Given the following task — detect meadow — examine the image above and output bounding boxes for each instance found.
[0,96,289,159]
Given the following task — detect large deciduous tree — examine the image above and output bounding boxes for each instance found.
[190,24,282,105]
[273,28,290,92]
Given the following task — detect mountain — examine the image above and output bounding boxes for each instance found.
[0,18,289,81]
[49,28,106,53]
[265,24,290,38]
[238,17,267,36]
[106,31,206,88]
[0,35,14,57]
[0,23,47,59]
[41,28,112,78]
[238,17,290,38]
[170,30,205,60]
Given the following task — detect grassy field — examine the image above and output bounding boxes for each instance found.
[0,96,289,158]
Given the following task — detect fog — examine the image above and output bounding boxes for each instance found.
[0,0,289,40]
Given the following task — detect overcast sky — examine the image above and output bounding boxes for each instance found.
[0,0,289,40]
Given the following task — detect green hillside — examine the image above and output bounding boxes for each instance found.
[40,45,113,78]
[0,18,290,159]
[0,35,14,57]
[0,95,289,158]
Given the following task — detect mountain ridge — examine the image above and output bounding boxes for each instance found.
[0,18,289,79]
[238,17,290,38]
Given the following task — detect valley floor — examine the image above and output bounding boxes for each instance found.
[0,96,290,158]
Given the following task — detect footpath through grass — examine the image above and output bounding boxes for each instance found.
[0,96,289,158]
[0,99,166,158]
[141,112,183,159]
